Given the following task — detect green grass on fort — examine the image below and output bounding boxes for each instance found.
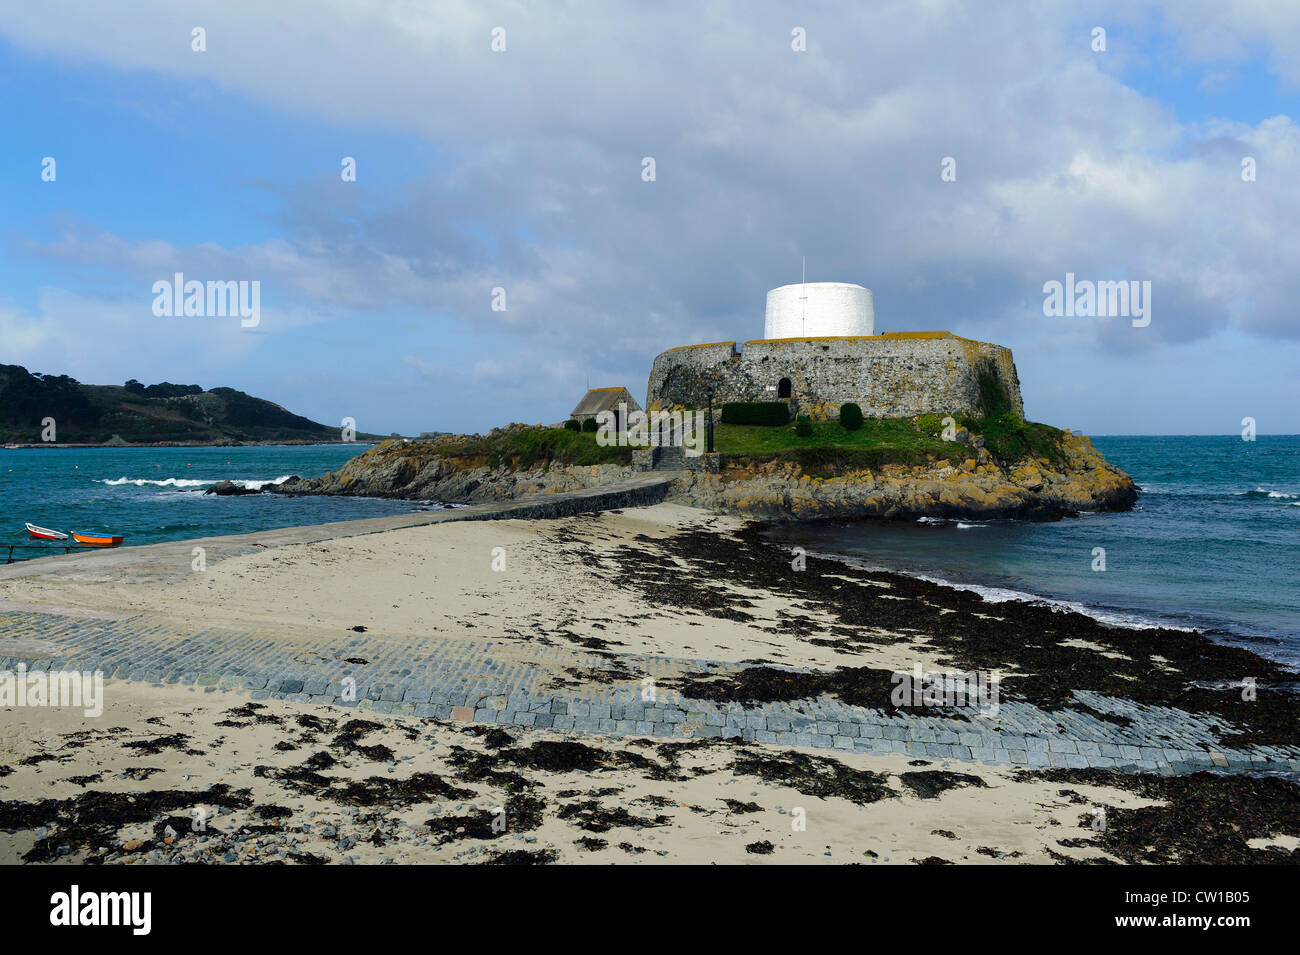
[407,410,1066,474]
[715,414,1066,474]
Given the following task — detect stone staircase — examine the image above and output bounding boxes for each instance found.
[650,445,685,470]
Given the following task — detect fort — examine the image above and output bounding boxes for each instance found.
[646,282,1024,421]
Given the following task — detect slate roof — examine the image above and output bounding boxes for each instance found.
[570,386,641,417]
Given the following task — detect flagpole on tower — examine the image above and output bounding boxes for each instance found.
[801,256,807,336]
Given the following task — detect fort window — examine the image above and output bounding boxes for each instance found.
[777,377,792,399]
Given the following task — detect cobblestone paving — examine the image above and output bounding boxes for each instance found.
[3,608,1297,777]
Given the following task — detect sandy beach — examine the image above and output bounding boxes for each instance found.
[2,502,1298,864]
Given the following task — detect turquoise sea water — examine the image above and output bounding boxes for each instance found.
[0,445,428,558]
[762,435,1300,666]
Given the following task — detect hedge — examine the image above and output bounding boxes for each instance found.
[839,402,864,431]
[563,419,581,431]
[720,401,790,426]
[581,417,599,432]
[795,414,813,437]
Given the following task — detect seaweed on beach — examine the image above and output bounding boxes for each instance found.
[477,728,516,749]
[123,733,202,756]
[479,848,557,865]
[425,793,546,845]
[444,746,536,793]
[555,799,670,833]
[466,739,678,781]
[730,750,896,806]
[898,770,988,799]
[0,783,252,863]
[220,702,284,726]
[1025,768,1300,865]
[253,760,474,809]
[669,664,965,717]
[329,719,395,761]
[592,521,1300,746]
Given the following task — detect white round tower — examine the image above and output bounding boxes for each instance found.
[763,282,874,339]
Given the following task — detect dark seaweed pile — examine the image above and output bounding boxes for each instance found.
[1027,768,1300,865]
[584,523,1298,746]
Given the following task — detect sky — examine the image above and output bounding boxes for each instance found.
[2,1,1299,436]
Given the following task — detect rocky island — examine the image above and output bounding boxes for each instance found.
[273,280,1137,521]
[272,418,1136,522]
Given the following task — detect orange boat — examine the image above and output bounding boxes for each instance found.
[71,531,125,547]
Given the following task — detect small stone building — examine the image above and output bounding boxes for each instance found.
[570,387,642,430]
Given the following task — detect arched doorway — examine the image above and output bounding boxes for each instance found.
[777,377,792,399]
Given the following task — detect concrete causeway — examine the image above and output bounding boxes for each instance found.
[2,473,1297,779]
[0,472,679,585]
[3,605,1297,778]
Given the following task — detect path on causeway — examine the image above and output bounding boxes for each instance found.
[3,607,1296,778]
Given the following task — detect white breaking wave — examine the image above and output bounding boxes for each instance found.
[101,477,211,488]
[923,579,1198,631]
[100,475,292,490]
[236,475,293,490]
[955,522,985,529]
[1236,487,1298,499]
[790,545,1198,632]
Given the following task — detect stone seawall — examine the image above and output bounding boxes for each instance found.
[646,332,1024,421]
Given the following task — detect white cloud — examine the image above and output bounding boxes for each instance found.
[4,0,1300,432]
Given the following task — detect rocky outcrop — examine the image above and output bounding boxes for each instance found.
[668,433,1136,520]
[204,480,262,496]
[275,434,1136,521]
[272,440,635,504]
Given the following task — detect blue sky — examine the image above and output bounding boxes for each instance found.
[3,1,1300,435]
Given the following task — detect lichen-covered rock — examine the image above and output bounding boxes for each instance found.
[272,440,634,503]
[665,433,1136,520]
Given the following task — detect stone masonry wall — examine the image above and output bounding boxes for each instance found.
[646,333,1025,420]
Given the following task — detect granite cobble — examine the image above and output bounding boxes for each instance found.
[2,608,1296,777]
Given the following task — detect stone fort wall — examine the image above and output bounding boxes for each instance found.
[646,332,1024,421]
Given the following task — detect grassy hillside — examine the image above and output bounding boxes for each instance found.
[0,364,346,444]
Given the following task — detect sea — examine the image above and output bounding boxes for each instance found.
[0,444,430,559]
[2,437,1296,667]
[762,435,1300,668]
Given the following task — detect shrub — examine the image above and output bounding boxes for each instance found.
[794,414,813,437]
[975,360,1013,418]
[563,419,580,431]
[839,402,864,432]
[720,401,790,426]
[915,413,946,437]
[581,417,598,432]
